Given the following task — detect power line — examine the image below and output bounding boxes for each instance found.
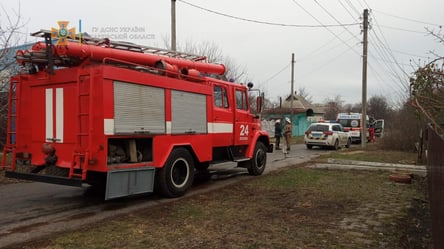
[361,6,430,59]
[367,60,408,105]
[359,0,413,99]
[355,0,366,10]
[364,30,409,97]
[344,0,361,16]
[342,0,400,107]
[372,43,430,59]
[338,0,360,21]
[291,0,361,56]
[177,0,360,28]
[372,9,443,27]
[379,24,430,34]
[299,43,359,79]
[371,26,411,79]
[368,52,412,67]
[299,31,360,62]
[262,63,291,85]
[369,29,410,90]
[314,0,360,43]
[364,8,411,89]
[367,60,409,103]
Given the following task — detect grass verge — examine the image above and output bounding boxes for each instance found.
[11,166,431,249]
[315,142,419,165]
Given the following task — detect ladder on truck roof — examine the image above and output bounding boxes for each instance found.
[30,29,208,62]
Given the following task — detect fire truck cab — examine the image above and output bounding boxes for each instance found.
[2,30,272,199]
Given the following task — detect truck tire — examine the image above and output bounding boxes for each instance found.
[155,148,195,198]
[247,142,267,176]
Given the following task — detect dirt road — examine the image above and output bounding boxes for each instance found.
[0,144,329,248]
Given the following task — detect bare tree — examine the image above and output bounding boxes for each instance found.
[296,86,313,103]
[380,102,422,151]
[1,3,26,85]
[341,103,361,113]
[161,34,250,83]
[323,95,344,120]
[426,27,444,47]
[380,28,443,151]
[0,2,27,149]
[410,29,444,134]
[342,103,353,113]
[367,95,391,120]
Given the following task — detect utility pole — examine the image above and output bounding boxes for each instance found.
[361,9,368,148]
[171,0,177,51]
[290,53,295,120]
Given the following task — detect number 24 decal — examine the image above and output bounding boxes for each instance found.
[240,124,249,136]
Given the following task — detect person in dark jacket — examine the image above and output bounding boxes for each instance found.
[274,119,282,150]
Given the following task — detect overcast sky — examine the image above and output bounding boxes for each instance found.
[2,0,443,105]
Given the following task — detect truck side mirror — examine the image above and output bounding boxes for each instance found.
[256,95,262,113]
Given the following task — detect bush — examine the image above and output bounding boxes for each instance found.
[379,103,423,152]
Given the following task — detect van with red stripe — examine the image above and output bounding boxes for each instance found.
[336,113,369,143]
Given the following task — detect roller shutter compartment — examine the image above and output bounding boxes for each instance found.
[171,90,207,134]
[114,81,165,134]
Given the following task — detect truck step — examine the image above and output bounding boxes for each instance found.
[5,171,82,187]
[233,157,250,162]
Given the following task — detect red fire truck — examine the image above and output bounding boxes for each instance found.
[1,30,272,199]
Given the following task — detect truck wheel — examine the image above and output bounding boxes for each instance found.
[306,144,313,149]
[247,142,267,176]
[155,148,195,198]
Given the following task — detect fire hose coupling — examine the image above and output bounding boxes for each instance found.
[42,143,58,165]
[31,143,58,173]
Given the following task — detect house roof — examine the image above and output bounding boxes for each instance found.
[262,107,307,115]
[283,94,309,109]
[266,94,325,114]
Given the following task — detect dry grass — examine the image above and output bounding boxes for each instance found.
[2,143,431,249]
[11,167,430,249]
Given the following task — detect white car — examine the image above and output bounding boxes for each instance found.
[304,123,351,150]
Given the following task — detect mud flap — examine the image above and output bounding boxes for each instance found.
[105,167,155,200]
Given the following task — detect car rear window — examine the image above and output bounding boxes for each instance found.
[308,124,329,132]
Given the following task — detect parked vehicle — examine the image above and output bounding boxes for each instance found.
[336,113,369,143]
[304,123,351,150]
[2,30,272,200]
[373,119,385,137]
